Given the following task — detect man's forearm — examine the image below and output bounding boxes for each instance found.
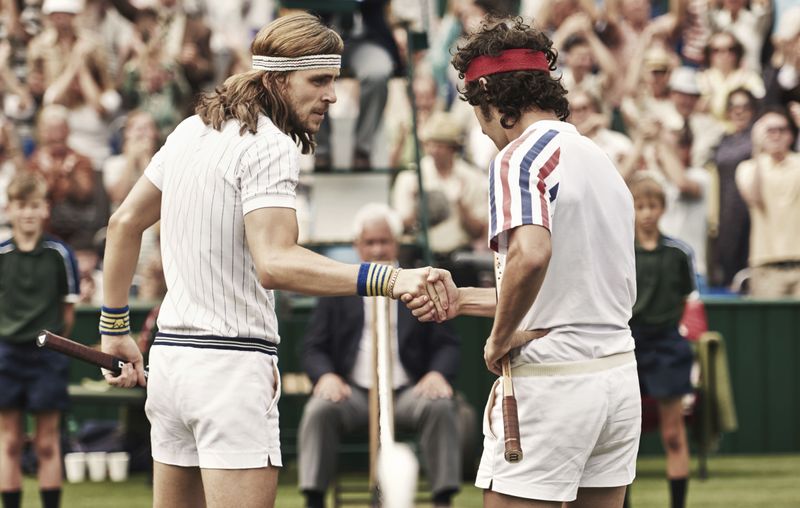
[256,244,361,295]
[456,287,496,317]
[103,218,144,307]
[491,232,550,346]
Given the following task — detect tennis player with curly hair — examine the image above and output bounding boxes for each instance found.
[407,16,641,508]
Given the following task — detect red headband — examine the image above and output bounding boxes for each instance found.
[464,48,549,83]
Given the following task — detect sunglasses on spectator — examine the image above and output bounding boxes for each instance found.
[728,102,752,111]
[765,125,791,135]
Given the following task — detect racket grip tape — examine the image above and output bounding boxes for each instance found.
[502,395,523,463]
[37,330,126,375]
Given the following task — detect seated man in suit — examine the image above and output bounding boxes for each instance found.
[298,203,461,508]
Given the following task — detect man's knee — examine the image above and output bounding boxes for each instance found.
[661,427,685,453]
[34,438,59,462]
[423,398,457,424]
[300,397,345,433]
[0,433,23,459]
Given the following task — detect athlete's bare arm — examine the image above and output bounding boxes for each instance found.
[403,225,552,354]
[484,225,551,373]
[101,175,162,388]
[103,177,162,307]
[454,287,496,317]
[244,207,450,317]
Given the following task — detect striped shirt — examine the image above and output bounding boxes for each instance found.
[489,120,637,363]
[144,115,300,343]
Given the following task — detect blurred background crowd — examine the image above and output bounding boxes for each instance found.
[1,0,799,303]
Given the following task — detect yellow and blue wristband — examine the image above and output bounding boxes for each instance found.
[99,305,131,335]
[357,263,395,297]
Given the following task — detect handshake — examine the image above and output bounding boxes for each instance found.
[390,267,460,323]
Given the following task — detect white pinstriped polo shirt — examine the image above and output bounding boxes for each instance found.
[144,114,299,344]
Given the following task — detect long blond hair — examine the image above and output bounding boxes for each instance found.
[195,13,343,154]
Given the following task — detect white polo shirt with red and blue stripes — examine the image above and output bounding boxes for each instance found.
[489,120,637,363]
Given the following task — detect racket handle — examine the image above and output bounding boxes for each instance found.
[37,330,126,375]
[502,395,523,463]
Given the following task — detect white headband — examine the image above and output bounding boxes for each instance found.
[252,54,342,72]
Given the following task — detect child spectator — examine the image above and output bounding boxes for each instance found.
[0,172,80,508]
[628,175,695,508]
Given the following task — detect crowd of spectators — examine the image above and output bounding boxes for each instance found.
[1,0,799,299]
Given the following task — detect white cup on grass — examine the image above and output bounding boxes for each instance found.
[64,452,86,483]
[107,452,130,482]
[86,452,107,482]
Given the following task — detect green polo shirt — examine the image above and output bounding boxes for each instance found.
[0,235,80,344]
[631,235,695,328]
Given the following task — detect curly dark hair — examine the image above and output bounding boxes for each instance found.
[451,17,570,127]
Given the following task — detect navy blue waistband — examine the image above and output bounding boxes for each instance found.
[153,332,278,356]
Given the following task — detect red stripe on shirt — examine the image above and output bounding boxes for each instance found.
[499,130,537,232]
[536,148,560,230]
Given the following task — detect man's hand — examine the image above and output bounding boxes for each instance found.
[101,334,146,388]
[401,268,459,322]
[412,371,453,399]
[313,373,351,403]
[392,267,451,321]
[484,336,511,376]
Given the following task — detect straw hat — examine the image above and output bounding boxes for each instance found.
[420,112,464,146]
[642,47,674,71]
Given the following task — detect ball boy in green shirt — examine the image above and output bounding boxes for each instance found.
[629,175,695,508]
[0,172,80,508]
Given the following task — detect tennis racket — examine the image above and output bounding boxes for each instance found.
[494,255,523,463]
[37,330,146,378]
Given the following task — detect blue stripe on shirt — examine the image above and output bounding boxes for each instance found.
[519,129,558,224]
[488,159,496,239]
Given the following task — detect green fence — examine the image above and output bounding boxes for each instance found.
[68,297,800,457]
[702,298,800,454]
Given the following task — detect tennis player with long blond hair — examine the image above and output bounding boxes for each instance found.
[97,14,452,508]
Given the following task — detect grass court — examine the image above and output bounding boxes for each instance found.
[17,454,800,507]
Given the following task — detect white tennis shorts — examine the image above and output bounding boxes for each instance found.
[475,352,641,502]
[145,341,282,469]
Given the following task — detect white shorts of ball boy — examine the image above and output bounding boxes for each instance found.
[475,352,641,502]
[145,333,282,469]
